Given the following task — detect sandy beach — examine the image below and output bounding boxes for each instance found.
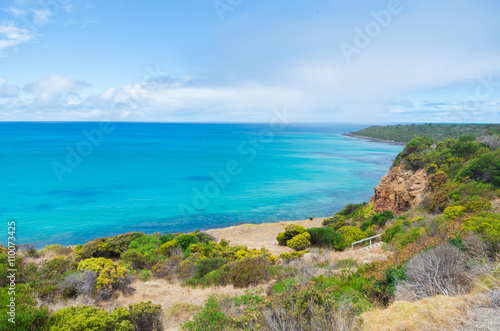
[206,217,327,255]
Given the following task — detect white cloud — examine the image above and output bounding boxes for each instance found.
[0,78,19,97]
[95,81,302,121]
[4,7,25,17]
[0,20,32,51]
[24,75,88,104]
[1,75,301,122]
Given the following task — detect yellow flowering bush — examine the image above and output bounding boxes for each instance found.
[159,239,179,256]
[286,232,311,251]
[443,206,466,220]
[77,257,128,292]
[279,251,305,261]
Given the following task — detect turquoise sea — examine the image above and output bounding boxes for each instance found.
[0,122,403,247]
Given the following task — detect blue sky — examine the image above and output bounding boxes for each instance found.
[0,0,499,123]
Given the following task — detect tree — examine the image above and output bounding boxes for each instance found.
[405,136,434,154]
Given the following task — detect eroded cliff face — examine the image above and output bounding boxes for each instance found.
[370,166,429,215]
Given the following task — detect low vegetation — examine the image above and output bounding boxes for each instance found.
[350,123,500,143]
[2,130,500,330]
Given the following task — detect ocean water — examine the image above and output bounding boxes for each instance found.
[0,122,403,247]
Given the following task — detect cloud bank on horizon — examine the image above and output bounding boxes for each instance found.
[0,0,499,123]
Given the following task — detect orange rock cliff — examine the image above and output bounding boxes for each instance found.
[370,166,429,215]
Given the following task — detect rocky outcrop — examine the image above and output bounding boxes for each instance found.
[370,166,429,215]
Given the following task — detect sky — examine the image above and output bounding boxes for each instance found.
[0,0,499,123]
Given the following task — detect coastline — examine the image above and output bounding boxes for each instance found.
[206,217,328,255]
[30,217,330,256]
[343,133,407,146]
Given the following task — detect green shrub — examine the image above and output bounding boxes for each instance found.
[464,215,500,254]
[159,234,175,244]
[443,206,466,219]
[128,235,160,255]
[43,256,74,275]
[185,265,230,288]
[428,171,452,211]
[330,219,348,231]
[189,243,213,258]
[365,228,377,238]
[176,234,199,250]
[382,221,407,244]
[457,150,500,187]
[426,163,439,175]
[336,203,367,218]
[451,135,478,158]
[464,199,492,213]
[105,233,143,256]
[405,136,434,154]
[450,237,467,251]
[393,228,425,250]
[121,249,148,270]
[360,220,373,232]
[306,227,346,250]
[128,301,163,331]
[177,256,199,280]
[0,284,49,330]
[371,210,394,226]
[138,269,152,282]
[270,273,372,326]
[75,238,106,260]
[22,245,39,258]
[337,226,366,246]
[194,257,228,279]
[228,256,271,288]
[276,224,307,246]
[182,295,227,331]
[279,251,305,261]
[322,218,335,226]
[193,230,213,244]
[286,232,311,251]
[31,256,76,300]
[47,306,133,331]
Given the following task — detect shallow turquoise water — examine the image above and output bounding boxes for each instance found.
[0,123,402,247]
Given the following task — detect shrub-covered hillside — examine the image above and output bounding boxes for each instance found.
[350,123,500,143]
[1,133,499,330]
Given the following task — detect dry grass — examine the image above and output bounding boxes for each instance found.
[96,279,248,311]
[360,295,475,331]
[48,278,251,330]
[328,245,391,265]
[22,245,75,266]
[164,302,202,331]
